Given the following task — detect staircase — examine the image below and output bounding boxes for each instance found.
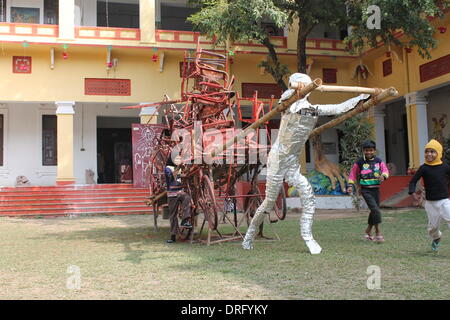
[0,184,152,218]
[379,176,418,208]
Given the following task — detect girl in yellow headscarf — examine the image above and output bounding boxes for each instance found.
[408,139,450,251]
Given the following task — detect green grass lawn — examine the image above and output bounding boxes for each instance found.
[0,209,448,300]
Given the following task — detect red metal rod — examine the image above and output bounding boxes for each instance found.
[216,194,264,198]
[120,99,183,110]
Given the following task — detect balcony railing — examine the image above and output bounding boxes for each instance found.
[306,38,348,51]
[0,23,58,37]
[75,26,140,41]
[155,30,288,48]
[0,23,351,56]
[156,30,215,45]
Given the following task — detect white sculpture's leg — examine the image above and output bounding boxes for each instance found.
[242,167,284,250]
[286,166,322,254]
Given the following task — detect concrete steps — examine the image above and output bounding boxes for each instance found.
[0,184,153,218]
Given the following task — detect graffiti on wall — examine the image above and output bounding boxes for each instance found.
[131,123,165,188]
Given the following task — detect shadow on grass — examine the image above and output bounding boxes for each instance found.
[30,225,171,264]
[24,209,450,299]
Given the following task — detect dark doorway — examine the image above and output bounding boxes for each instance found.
[97,116,139,184]
[384,100,409,175]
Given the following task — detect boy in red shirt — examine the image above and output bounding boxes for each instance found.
[347,140,389,242]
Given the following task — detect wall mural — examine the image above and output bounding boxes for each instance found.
[11,7,40,24]
[432,113,447,145]
[131,123,165,188]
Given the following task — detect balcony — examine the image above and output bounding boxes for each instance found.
[75,26,140,41]
[0,22,58,38]
[0,22,353,58]
[155,29,353,57]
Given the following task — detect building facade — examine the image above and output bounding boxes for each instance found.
[0,0,448,187]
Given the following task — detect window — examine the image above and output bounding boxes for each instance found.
[10,7,40,24]
[85,78,131,96]
[419,54,450,82]
[44,0,58,24]
[0,114,3,166]
[42,115,57,166]
[97,0,139,28]
[241,83,283,99]
[0,0,6,22]
[323,68,337,83]
[383,59,392,77]
[160,4,198,31]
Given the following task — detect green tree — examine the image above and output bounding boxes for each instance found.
[345,0,449,58]
[336,114,374,174]
[335,114,374,210]
[189,0,448,82]
[188,0,291,90]
[188,0,448,187]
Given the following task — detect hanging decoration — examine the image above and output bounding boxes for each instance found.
[306,57,314,75]
[352,58,372,81]
[438,26,447,34]
[50,48,55,69]
[228,50,234,64]
[151,47,158,62]
[385,42,392,57]
[16,41,31,71]
[106,45,113,69]
[159,52,165,73]
[385,42,403,64]
[21,41,29,68]
[62,43,69,59]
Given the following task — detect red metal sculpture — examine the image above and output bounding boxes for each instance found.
[124,42,286,244]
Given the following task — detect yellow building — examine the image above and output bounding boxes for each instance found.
[0,0,448,187]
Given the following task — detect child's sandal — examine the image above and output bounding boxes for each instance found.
[364,234,374,241]
[374,235,385,243]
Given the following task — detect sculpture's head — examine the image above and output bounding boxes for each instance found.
[289,73,312,87]
[288,73,313,99]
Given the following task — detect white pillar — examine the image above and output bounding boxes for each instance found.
[416,94,429,164]
[373,106,386,161]
[55,101,75,184]
[56,101,75,115]
[405,91,429,165]
[59,0,75,40]
[140,0,156,44]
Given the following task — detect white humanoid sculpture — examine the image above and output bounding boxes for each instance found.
[242,73,370,254]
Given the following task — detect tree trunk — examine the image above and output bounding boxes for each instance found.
[297,19,315,73]
[297,23,308,73]
[261,37,288,91]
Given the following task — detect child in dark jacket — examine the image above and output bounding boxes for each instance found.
[164,156,192,243]
[347,140,389,243]
[408,139,450,251]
